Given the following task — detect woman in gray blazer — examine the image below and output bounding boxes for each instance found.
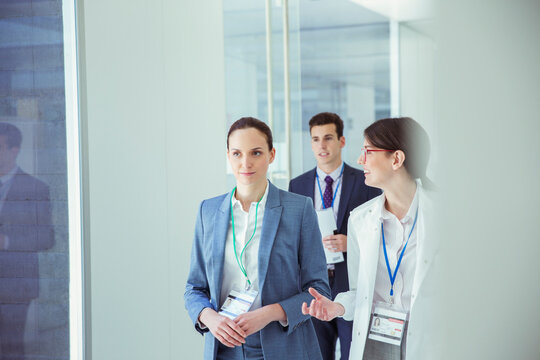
[185,117,331,360]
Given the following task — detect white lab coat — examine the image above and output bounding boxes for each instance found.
[335,182,440,359]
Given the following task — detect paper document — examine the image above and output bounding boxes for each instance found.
[316,209,344,264]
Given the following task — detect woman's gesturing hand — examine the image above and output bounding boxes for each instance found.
[302,287,345,321]
[199,308,246,348]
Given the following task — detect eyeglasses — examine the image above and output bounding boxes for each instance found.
[359,147,394,163]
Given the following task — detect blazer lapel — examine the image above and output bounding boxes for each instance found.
[213,192,232,302]
[336,163,355,231]
[304,168,316,199]
[257,183,282,295]
[3,168,24,201]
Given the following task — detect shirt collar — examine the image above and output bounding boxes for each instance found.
[316,162,344,182]
[379,182,420,224]
[401,186,419,224]
[0,166,18,186]
[231,180,270,211]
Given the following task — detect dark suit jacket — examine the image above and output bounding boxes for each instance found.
[0,168,54,302]
[288,163,381,298]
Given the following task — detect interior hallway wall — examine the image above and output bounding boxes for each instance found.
[77,0,227,358]
[435,1,540,358]
[399,21,438,182]
[396,1,540,356]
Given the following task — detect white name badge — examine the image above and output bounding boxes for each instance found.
[218,288,258,320]
[316,208,344,264]
[368,302,408,346]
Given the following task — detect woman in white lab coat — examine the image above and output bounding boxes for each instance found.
[302,117,439,360]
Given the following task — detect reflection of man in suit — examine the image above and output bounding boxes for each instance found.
[289,113,380,360]
[0,122,54,359]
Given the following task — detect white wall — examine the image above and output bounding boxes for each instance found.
[399,2,540,357]
[435,1,540,358]
[399,21,438,182]
[78,0,227,358]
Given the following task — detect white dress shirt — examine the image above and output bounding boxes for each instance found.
[372,186,419,312]
[313,162,344,223]
[220,181,269,311]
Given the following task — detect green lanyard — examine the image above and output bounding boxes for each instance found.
[230,187,263,289]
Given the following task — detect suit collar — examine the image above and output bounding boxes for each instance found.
[2,167,30,203]
[214,194,231,299]
[265,181,281,209]
[257,182,282,293]
[315,162,344,182]
[230,180,270,212]
[336,163,356,230]
[220,180,275,213]
[0,165,20,186]
[303,168,317,200]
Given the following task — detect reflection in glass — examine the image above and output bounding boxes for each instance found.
[0,123,54,358]
[0,1,69,359]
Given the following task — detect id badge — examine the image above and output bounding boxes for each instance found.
[218,288,258,320]
[316,208,344,264]
[367,302,408,346]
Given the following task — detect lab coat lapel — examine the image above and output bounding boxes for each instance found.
[257,183,282,295]
[213,192,232,301]
[411,186,438,309]
[360,202,384,299]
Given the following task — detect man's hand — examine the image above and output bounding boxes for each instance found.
[198,308,246,348]
[301,287,345,322]
[234,304,286,337]
[323,234,347,252]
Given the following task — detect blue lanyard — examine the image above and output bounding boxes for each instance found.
[316,164,344,209]
[381,206,419,297]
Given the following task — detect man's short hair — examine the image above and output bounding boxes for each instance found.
[308,112,344,138]
[0,122,23,148]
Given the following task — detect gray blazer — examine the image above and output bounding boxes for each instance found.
[184,182,330,360]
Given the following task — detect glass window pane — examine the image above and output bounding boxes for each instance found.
[0,0,74,358]
[298,0,391,172]
[222,0,392,183]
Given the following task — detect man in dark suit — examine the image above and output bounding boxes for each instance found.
[0,122,54,359]
[289,113,380,360]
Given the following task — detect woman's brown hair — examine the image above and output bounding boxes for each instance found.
[227,117,273,150]
[364,117,434,189]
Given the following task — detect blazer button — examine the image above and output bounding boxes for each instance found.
[357,332,361,336]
